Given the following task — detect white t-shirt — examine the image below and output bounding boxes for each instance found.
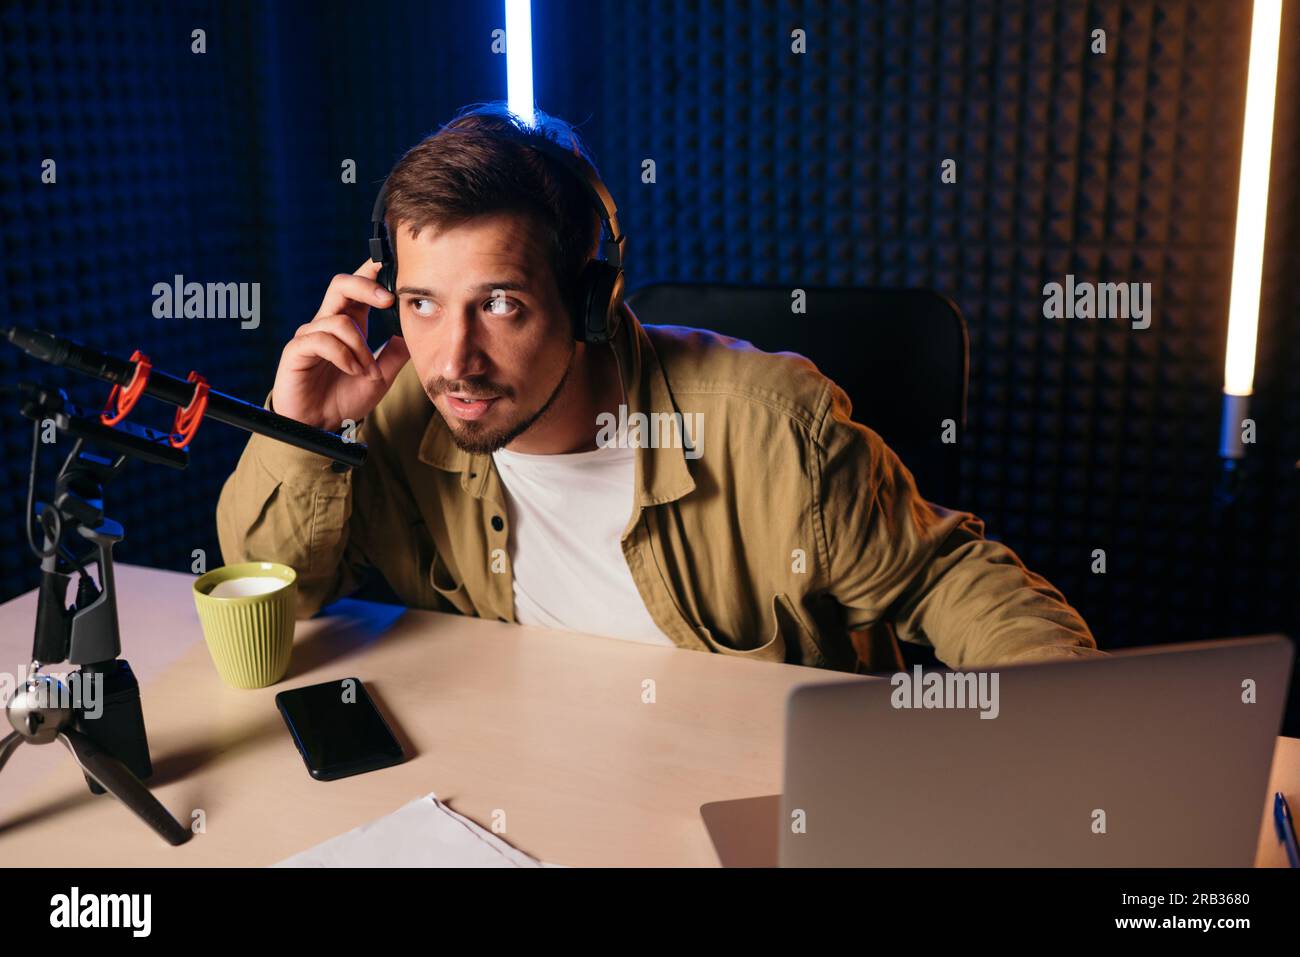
[491,443,677,647]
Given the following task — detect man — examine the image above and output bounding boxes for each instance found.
[217,103,1101,671]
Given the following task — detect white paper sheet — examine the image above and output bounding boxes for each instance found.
[273,792,564,867]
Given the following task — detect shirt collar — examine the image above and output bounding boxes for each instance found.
[416,304,696,508]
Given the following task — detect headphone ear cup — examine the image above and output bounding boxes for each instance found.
[375,258,399,332]
[576,260,624,343]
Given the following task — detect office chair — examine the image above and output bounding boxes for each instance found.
[625,283,970,673]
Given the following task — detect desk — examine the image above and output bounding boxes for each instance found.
[0,564,1295,866]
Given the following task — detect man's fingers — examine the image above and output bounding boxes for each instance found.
[310,314,383,380]
[314,260,394,326]
[289,331,365,377]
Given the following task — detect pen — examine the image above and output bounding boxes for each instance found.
[1274,792,1300,868]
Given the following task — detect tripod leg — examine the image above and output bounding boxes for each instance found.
[0,731,21,775]
[58,729,190,846]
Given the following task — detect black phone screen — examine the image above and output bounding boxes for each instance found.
[275,678,403,781]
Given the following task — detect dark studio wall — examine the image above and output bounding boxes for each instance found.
[1,1,1297,725]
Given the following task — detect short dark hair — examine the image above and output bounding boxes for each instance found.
[382,102,602,309]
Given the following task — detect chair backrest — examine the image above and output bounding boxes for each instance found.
[624,283,969,504]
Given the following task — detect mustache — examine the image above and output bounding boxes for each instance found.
[427,376,514,400]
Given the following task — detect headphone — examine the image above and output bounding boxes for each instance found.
[368,120,626,344]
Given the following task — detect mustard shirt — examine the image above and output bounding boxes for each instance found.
[216,306,1102,671]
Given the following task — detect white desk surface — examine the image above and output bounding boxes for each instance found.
[0,564,1294,867]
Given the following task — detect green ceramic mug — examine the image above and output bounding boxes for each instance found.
[192,562,298,689]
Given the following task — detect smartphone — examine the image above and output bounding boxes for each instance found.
[275,678,404,781]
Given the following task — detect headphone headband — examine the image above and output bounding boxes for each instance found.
[369,121,623,269]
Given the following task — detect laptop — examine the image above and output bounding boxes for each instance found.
[700,634,1294,866]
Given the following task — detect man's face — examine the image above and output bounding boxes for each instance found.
[392,211,575,453]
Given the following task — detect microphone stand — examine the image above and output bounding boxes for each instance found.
[0,327,366,846]
[0,383,192,845]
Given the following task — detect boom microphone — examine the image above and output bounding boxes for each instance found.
[5,326,366,468]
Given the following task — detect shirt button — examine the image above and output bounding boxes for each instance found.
[491,515,504,532]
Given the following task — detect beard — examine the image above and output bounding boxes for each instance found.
[426,346,575,455]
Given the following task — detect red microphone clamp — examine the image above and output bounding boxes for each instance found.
[100,350,152,426]
[100,351,210,449]
[169,371,210,449]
